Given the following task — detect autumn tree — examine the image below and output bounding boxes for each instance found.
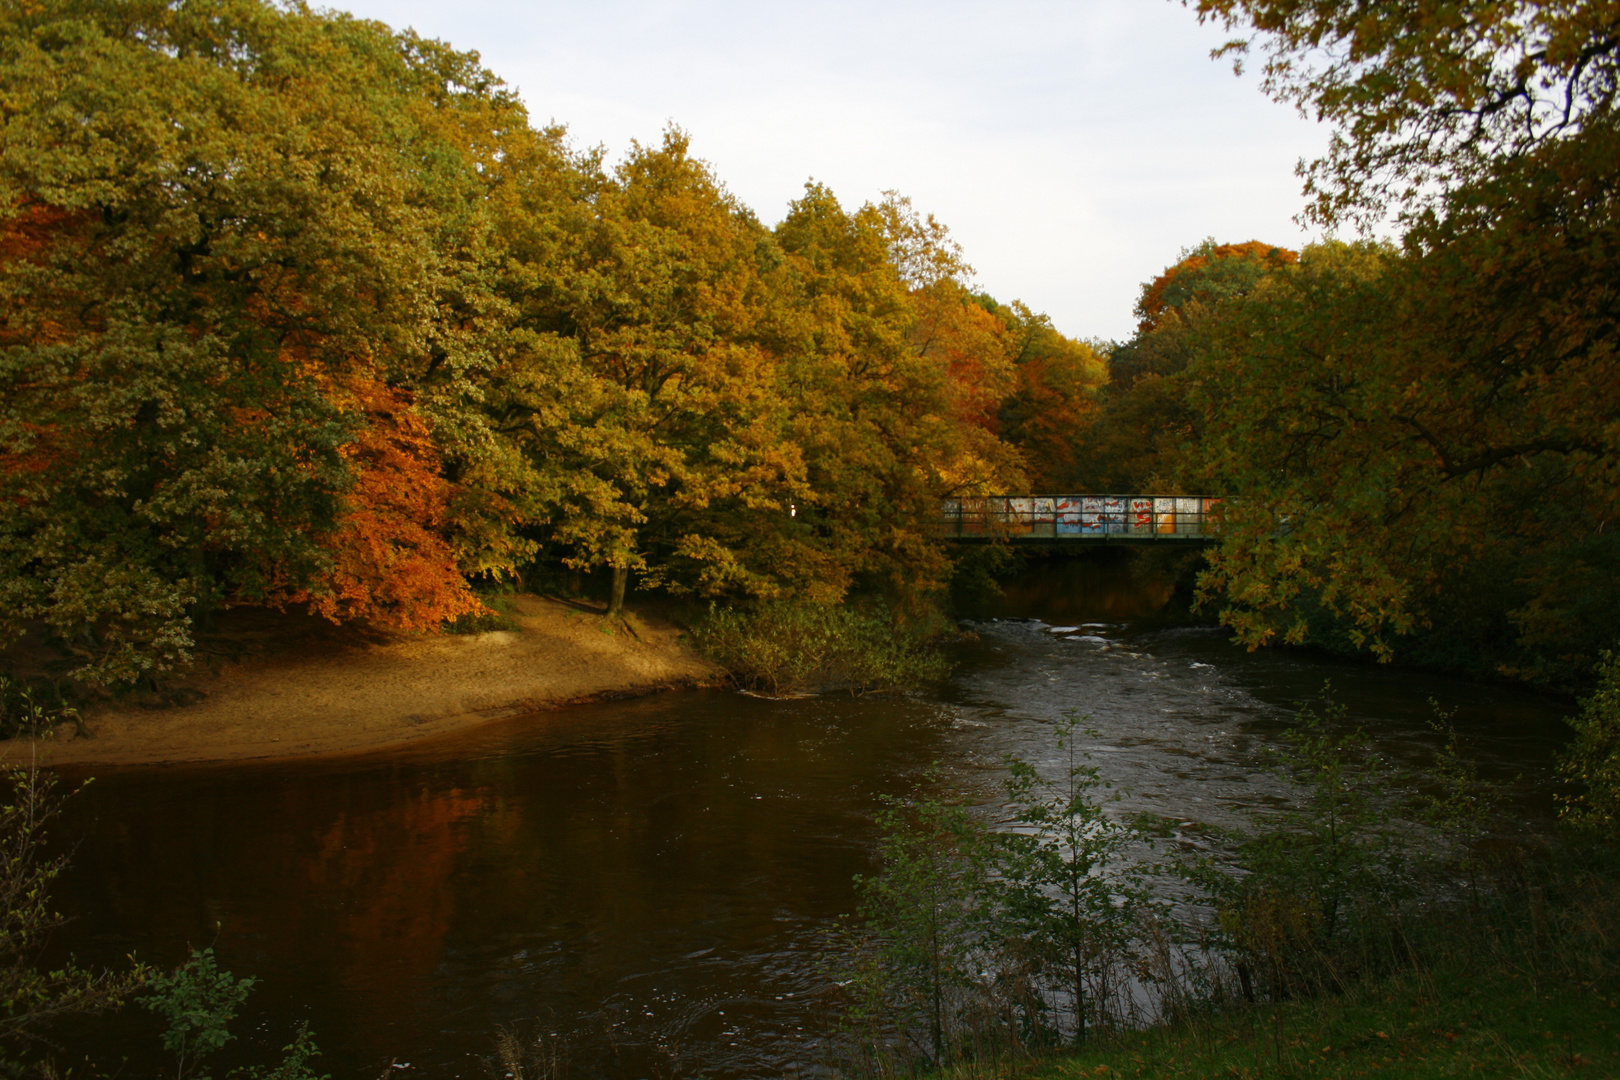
[0,0,520,685]
[0,0,1062,689]
[981,298,1107,491]
[1180,0,1620,683]
[480,130,819,616]
[882,195,1025,491]
[1069,239,1296,492]
[767,185,1028,604]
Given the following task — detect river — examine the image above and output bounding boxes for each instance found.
[49,554,1571,1078]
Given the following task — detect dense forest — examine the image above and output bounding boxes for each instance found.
[1069,0,1620,690]
[3,0,1619,701]
[0,0,1103,691]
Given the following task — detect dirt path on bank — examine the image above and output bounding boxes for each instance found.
[5,596,722,769]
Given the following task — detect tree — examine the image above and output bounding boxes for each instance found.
[0,0,525,685]
[1192,0,1620,230]
[1,0,1055,688]
[270,377,484,632]
[993,713,1149,1046]
[985,299,1107,492]
[1069,239,1297,492]
[1175,1,1620,684]
[482,130,813,615]
[768,184,1023,604]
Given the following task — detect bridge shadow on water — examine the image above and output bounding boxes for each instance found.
[956,547,1203,627]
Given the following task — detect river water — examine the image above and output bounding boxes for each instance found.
[50,555,1571,1078]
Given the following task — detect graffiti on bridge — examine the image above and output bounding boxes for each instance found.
[938,495,1221,541]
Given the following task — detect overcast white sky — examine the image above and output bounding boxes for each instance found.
[336,0,1329,342]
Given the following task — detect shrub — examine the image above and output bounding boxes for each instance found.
[840,784,996,1072]
[1185,685,1414,1002]
[0,677,83,741]
[1560,649,1620,831]
[143,948,256,1080]
[993,712,1154,1046]
[142,947,328,1080]
[692,601,951,696]
[444,595,522,635]
[833,719,1156,1073]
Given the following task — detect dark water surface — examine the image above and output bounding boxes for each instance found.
[51,555,1572,1078]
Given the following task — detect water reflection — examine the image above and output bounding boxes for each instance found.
[50,553,1573,1079]
[54,695,959,1078]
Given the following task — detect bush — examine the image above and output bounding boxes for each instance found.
[832,718,1157,1074]
[1186,685,1414,1002]
[1560,649,1620,831]
[444,595,522,635]
[143,947,327,1080]
[994,713,1154,1047]
[692,601,952,696]
[839,782,996,1072]
[0,677,82,741]
[143,948,257,1080]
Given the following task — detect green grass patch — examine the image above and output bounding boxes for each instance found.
[999,964,1617,1080]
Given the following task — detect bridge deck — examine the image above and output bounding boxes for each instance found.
[938,495,1220,543]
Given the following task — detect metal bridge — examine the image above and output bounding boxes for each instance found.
[938,495,1221,543]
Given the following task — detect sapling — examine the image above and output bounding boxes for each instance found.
[847,776,994,1069]
[1189,683,1413,1001]
[0,766,147,1074]
[991,711,1152,1046]
[143,948,328,1080]
[143,948,256,1080]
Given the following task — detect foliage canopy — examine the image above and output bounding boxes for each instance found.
[0,0,1103,689]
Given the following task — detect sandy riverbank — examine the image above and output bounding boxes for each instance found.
[5,596,722,768]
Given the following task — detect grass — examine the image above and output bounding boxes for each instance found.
[1001,966,1617,1079]
[930,862,1620,1080]
[691,599,953,696]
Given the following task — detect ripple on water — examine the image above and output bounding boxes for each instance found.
[50,568,1572,1080]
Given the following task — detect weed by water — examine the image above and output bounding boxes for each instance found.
[828,683,1620,1080]
[984,867,1620,1080]
[828,717,1165,1076]
[1181,686,1418,1009]
[693,600,952,696]
[0,767,147,1075]
[1560,648,1620,830]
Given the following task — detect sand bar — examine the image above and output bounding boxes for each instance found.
[5,596,721,768]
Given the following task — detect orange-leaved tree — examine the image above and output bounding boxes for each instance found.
[278,377,485,631]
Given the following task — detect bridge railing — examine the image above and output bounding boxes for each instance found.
[937,495,1223,540]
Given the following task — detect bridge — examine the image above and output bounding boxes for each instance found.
[938,495,1221,543]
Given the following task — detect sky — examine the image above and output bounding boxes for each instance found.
[337,0,1330,342]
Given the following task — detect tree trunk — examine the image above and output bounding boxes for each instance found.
[607,564,628,619]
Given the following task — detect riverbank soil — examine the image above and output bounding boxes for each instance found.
[4,596,720,768]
